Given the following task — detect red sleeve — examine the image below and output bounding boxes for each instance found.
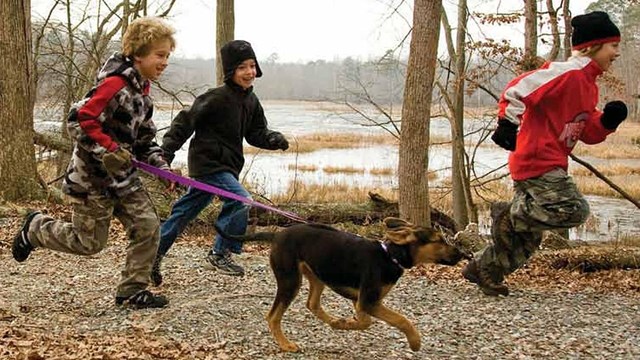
[77,76,127,152]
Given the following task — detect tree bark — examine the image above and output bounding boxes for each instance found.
[216,0,235,86]
[0,0,42,200]
[522,0,539,71]
[398,0,442,227]
[452,0,472,227]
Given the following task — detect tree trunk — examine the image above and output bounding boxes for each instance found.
[0,0,42,200]
[562,0,572,60]
[452,0,472,227]
[523,0,538,71]
[398,0,442,227]
[546,0,561,61]
[216,0,235,86]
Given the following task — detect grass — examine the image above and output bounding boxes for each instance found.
[271,181,397,204]
[572,121,640,159]
[287,164,317,172]
[243,132,452,154]
[573,174,640,199]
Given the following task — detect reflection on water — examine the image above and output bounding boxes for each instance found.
[34,101,639,241]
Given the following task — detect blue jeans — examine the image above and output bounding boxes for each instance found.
[158,171,250,256]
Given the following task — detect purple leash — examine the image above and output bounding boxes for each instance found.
[132,159,307,223]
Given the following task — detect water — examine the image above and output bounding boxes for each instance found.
[34,101,639,241]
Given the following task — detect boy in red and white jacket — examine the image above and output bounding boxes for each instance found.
[462,11,628,296]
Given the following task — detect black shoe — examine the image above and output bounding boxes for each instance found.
[207,251,245,276]
[12,211,40,262]
[150,255,163,287]
[115,290,168,309]
[462,260,509,297]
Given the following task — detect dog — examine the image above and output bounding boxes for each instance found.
[215,217,465,352]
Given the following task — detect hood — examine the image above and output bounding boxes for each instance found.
[96,52,146,91]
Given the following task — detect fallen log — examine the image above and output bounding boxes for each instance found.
[249,192,458,233]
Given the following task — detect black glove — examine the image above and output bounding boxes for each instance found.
[102,147,132,176]
[267,132,289,150]
[600,101,627,130]
[491,118,518,151]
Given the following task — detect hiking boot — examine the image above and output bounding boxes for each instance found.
[207,251,245,276]
[150,255,163,287]
[115,290,168,309]
[12,211,40,262]
[462,260,509,297]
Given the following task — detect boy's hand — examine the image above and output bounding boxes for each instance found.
[601,101,627,130]
[103,147,133,176]
[267,132,289,151]
[159,168,182,192]
[491,118,518,151]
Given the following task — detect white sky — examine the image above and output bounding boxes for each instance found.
[31,0,595,63]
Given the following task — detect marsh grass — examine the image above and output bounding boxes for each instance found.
[243,132,451,154]
[270,181,397,204]
[573,174,640,199]
[570,164,640,176]
[370,167,394,176]
[572,122,640,159]
[287,164,317,172]
[322,166,365,174]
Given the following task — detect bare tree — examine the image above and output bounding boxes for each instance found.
[216,0,235,85]
[0,0,42,200]
[398,0,443,226]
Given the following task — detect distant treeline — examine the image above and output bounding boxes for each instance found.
[158,57,504,107]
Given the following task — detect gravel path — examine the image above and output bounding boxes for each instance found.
[1,237,639,359]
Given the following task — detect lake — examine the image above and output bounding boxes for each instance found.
[35,100,639,241]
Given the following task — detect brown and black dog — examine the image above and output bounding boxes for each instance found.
[215,217,465,352]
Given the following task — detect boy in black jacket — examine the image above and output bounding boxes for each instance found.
[154,40,289,284]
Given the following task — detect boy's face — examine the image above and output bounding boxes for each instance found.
[232,59,258,90]
[592,42,620,72]
[134,38,172,81]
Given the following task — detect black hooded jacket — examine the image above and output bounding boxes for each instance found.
[161,81,281,178]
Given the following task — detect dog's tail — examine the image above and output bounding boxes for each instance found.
[214,224,277,242]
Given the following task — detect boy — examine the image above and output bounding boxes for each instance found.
[152,40,289,285]
[12,17,176,309]
[462,11,628,296]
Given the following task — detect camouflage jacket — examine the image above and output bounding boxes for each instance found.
[63,52,168,199]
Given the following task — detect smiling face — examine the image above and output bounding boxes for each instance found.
[591,42,620,72]
[134,38,172,81]
[232,59,258,89]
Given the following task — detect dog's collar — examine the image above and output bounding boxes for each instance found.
[380,241,409,269]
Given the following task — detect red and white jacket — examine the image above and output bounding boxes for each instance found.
[498,56,614,181]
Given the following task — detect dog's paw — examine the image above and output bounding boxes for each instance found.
[278,341,300,352]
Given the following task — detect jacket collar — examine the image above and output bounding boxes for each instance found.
[569,55,603,81]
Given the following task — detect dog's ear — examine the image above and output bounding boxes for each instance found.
[383,217,413,229]
[384,227,418,245]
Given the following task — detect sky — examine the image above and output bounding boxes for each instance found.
[31,0,595,63]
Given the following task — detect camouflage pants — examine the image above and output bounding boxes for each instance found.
[28,188,160,298]
[477,168,590,282]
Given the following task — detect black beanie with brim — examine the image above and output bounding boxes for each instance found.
[221,40,262,81]
[571,11,620,50]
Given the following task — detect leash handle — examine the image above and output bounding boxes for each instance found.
[132,159,307,223]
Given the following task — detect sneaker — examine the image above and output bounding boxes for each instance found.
[12,211,40,262]
[462,260,509,297]
[150,255,163,287]
[115,290,168,309]
[207,251,245,276]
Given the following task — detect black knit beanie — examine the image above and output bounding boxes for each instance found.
[220,40,262,81]
[571,11,620,50]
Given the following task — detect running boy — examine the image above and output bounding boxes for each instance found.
[152,40,289,284]
[12,17,176,309]
[462,11,628,296]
